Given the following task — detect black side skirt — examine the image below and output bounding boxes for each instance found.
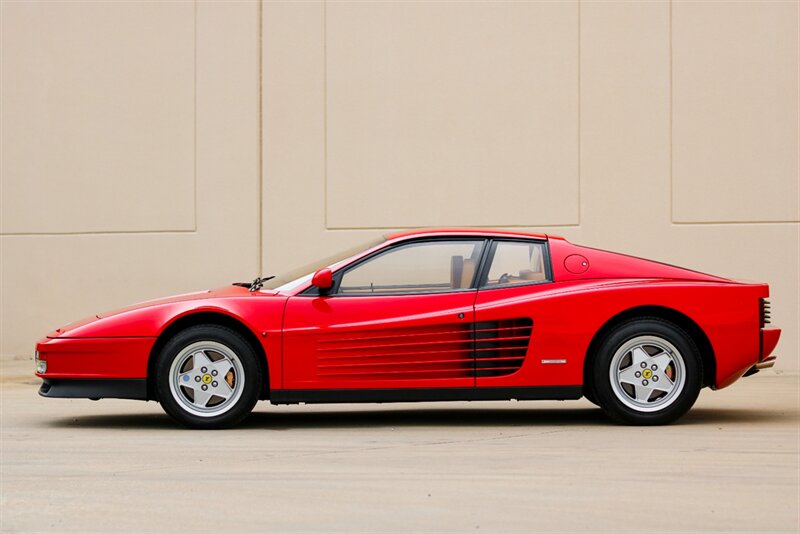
[270,386,582,405]
[39,378,148,400]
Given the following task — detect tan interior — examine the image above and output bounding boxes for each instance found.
[461,259,477,288]
[450,256,478,289]
[450,256,464,289]
[519,270,546,282]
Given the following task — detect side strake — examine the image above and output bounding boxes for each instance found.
[313,318,533,381]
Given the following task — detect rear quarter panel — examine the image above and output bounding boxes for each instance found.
[474,279,766,389]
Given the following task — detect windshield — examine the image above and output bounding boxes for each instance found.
[264,236,387,292]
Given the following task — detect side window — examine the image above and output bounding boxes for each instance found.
[338,240,485,295]
[483,241,549,287]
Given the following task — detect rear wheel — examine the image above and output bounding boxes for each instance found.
[592,318,702,425]
[155,325,261,429]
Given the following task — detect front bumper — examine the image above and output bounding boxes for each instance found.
[35,336,154,379]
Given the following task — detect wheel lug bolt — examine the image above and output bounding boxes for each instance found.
[201,367,208,373]
[652,364,657,371]
[653,376,659,382]
[201,384,208,391]
[642,380,649,386]
[194,376,200,382]
[212,381,218,387]
[635,371,641,378]
[640,362,647,368]
[211,370,218,376]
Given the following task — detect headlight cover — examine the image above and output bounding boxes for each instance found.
[35,350,46,374]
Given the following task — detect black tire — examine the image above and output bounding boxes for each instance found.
[155,324,262,429]
[583,383,601,407]
[591,318,702,425]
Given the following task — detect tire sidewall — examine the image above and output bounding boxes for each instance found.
[156,325,262,429]
[592,319,702,425]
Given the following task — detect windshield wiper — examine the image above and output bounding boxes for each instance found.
[232,276,275,292]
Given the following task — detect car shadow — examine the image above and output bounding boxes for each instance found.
[243,407,611,429]
[681,406,797,425]
[44,404,791,431]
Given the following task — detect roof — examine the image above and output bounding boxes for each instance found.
[385,228,555,241]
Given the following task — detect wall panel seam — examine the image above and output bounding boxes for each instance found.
[324,224,581,232]
[669,0,673,226]
[1,230,199,237]
[322,0,582,231]
[668,0,799,226]
[577,0,582,227]
[671,221,800,226]
[193,0,198,233]
[323,0,328,231]
[258,0,264,274]
[1,1,200,236]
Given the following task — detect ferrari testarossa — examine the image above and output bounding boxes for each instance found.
[36,229,780,428]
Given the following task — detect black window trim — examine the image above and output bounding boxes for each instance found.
[475,237,554,291]
[299,235,553,297]
[300,237,488,297]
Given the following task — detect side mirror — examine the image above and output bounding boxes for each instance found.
[311,268,333,292]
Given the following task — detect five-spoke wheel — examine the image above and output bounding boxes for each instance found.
[592,318,702,425]
[169,341,245,417]
[610,336,685,412]
[156,325,262,429]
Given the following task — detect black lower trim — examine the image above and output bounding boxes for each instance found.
[270,386,582,405]
[743,366,759,378]
[39,378,148,400]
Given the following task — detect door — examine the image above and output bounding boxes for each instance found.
[282,239,486,390]
[473,239,551,387]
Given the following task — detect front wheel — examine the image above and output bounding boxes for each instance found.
[155,325,262,429]
[592,318,702,425]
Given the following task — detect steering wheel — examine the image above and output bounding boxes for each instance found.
[498,273,510,285]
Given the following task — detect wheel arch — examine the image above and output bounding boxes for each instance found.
[583,305,716,390]
[147,311,270,401]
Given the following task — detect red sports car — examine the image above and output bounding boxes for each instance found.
[35,229,780,428]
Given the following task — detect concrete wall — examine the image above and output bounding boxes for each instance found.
[2,1,798,369]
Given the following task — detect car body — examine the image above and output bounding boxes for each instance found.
[35,229,781,428]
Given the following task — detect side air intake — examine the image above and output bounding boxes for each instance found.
[473,319,533,377]
[315,318,533,380]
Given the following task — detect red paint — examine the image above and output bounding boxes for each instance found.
[36,337,155,378]
[36,230,780,398]
[282,292,476,389]
[761,328,780,360]
[564,254,589,274]
[311,268,333,290]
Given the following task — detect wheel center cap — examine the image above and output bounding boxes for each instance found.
[642,369,653,379]
[202,374,213,384]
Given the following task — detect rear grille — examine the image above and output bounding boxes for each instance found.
[760,298,771,327]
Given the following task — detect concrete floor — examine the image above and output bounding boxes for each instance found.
[1,359,798,533]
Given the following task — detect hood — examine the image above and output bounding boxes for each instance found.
[47,285,280,338]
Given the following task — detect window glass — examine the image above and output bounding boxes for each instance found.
[267,236,386,291]
[338,240,485,294]
[483,241,548,287]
